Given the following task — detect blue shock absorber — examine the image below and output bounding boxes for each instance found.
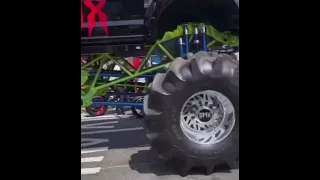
[202,26,207,51]
[184,25,189,53]
[179,38,184,56]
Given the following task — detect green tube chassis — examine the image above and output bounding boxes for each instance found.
[81,23,239,107]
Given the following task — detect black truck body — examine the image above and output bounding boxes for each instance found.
[81,0,239,55]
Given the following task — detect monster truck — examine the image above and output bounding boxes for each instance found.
[81,0,239,176]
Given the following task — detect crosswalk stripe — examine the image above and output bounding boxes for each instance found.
[81,116,120,121]
[81,114,133,121]
[80,111,142,176]
[81,127,144,135]
[82,121,119,126]
[81,138,109,148]
[82,125,115,129]
[81,167,101,175]
[81,121,118,129]
[81,147,109,154]
[81,156,104,163]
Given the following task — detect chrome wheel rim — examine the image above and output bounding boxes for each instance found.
[179,90,236,145]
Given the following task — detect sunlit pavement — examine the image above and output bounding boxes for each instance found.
[81,110,239,180]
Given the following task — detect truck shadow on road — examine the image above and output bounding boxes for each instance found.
[129,149,238,176]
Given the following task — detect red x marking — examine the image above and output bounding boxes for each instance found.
[81,3,84,29]
[81,0,109,36]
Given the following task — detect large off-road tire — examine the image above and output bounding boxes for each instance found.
[143,51,239,176]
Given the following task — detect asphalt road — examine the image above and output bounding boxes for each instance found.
[81,110,239,180]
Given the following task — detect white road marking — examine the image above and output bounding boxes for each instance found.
[81,114,133,121]
[82,125,115,129]
[80,112,144,176]
[83,121,119,126]
[81,116,120,121]
[81,148,108,175]
[81,156,104,163]
[106,162,159,169]
[81,147,109,154]
[81,167,101,175]
[81,138,109,148]
[81,121,118,129]
[81,127,144,135]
